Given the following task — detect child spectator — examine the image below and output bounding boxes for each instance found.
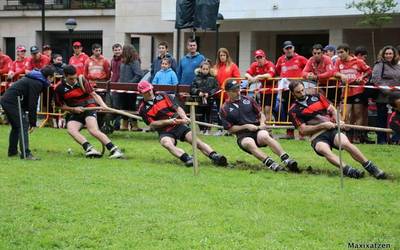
[190,60,218,134]
[152,58,178,85]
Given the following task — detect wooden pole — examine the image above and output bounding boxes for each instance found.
[186,102,199,176]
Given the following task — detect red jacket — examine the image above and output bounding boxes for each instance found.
[215,62,241,100]
[69,53,89,76]
[84,55,110,83]
[25,54,50,72]
[276,53,308,78]
[302,55,334,81]
[0,54,12,75]
[334,56,371,97]
[9,58,27,80]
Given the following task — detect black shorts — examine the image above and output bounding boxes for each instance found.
[346,93,368,105]
[67,110,97,125]
[159,124,191,145]
[236,130,266,154]
[311,129,339,156]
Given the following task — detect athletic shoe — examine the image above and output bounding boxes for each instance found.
[268,162,285,172]
[85,148,102,158]
[343,166,365,179]
[109,147,124,159]
[210,153,228,167]
[364,162,386,179]
[184,157,194,167]
[283,158,300,172]
[21,153,40,160]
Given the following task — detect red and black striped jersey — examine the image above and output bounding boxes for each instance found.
[219,95,261,130]
[54,79,96,107]
[289,94,333,128]
[138,93,179,131]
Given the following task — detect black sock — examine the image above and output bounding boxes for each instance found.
[82,142,91,151]
[263,157,274,167]
[362,160,371,168]
[280,153,289,161]
[105,142,115,151]
[208,151,217,159]
[179,153,191,162]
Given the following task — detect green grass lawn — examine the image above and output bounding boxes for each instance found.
[0,126,399,249]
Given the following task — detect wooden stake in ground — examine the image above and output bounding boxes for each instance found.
[186,101,199,176]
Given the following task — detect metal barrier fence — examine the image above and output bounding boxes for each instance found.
[1,75,397,129]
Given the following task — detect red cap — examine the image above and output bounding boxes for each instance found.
[138,81,153,94]
[254,49,266,57]
[73,41,82,47]
[16,45,26,52]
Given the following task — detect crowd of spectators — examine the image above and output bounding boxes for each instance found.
[1,39,399,144]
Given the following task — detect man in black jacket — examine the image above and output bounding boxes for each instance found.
[1,66,55,160]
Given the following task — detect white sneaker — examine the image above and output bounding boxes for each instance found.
[109,147,124,159]
[85,147,102,158]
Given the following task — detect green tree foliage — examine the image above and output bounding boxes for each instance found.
[346,0,398,27]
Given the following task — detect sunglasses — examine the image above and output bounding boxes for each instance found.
[255,56,263,59]
[284,46,293,50]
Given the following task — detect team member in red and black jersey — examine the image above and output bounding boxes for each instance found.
[219,79,299,172]
[288,80,386,179]
[137,80,227,167]
[54,65,123,159]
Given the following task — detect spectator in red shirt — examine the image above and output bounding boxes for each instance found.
[25,46,51,74]
[84,43,111,86]
[0,48,13,79]
[244,49,276,122]
[214,47,241,100]
[334,44,371,143]
[276,41,308,139]
[69,41,89,76]
[8,45,27,81]
[303,44,334,82]
[276,41,308,78]
[303,44,335,103]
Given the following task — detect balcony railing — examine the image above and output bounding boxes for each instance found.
[3,0,115,10]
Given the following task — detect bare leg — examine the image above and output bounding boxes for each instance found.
[240,137,268,161]
[263,105,274,124]
[314,141,345,168]
[67,121,86,144]
[184,131,213,156]
[257,130,284,156]
[160,136,185,158]
[334,133,367,164]
[86,116,111,145]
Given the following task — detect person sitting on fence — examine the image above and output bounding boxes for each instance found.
[137,80,227,167]
[190,60,219,134]
[54,65,123,159]
[288,80,386,179]
[302,44,335,85]
[152,58,178,86]
[219,79,299,172]
[0,66,55,160]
